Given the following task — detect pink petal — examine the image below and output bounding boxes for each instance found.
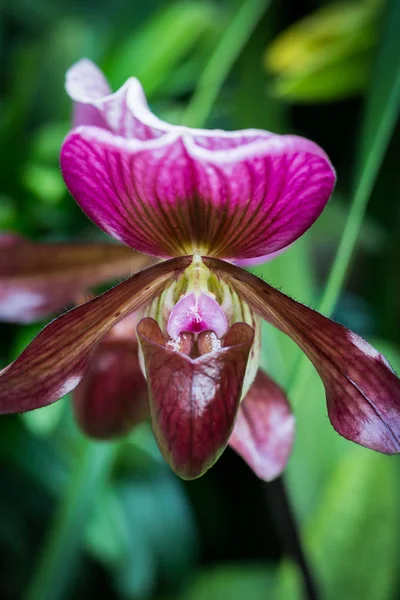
[206,258,400,455]
[60,126,335,260]
[0,257,190,413]
[66,59,162,139]
[229,369,295,480]
[137,318,254,479]
[0,236,154,322]
[67,61,278,146]
[167,292,228,339]
[66,59,111,129]
[73,314,148,439]
[66,59,140,137]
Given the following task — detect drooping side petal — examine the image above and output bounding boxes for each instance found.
[0,257,190,414]
[205,258,400,454]
[137,318,254,479]
[229,369,295,481]
[60,126,335,260]
[73,314,148,439]
[0,236,154,322]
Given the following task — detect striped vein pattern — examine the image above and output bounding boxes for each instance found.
[61,131,335,260]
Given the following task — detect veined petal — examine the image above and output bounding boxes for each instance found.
[66,59,111,129]
[66,59,156,138]
[137,318,254,479]
[0,257,190,414]
[73,314,148,439]
[0,236,154,322]
[205,258,400,454]
[61,123,335,260]
[229,369,295,481]
[67,60,277,145]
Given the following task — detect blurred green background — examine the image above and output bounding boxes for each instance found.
[1,0,400,598]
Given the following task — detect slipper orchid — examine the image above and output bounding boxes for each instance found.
[0,234,293,480]
[1,59,399,480]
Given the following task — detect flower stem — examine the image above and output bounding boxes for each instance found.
[181,0,272,128]
[265,477,319,600]
[25,439,117,600]
[318,85,400,318]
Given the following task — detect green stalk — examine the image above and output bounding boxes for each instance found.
[25,1,272,598]
[288,0,400,402]
[26,440,118,600]
[318,81,400,317]
[181,0,272,128]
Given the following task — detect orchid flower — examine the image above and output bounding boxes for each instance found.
[1,59,399,481]
[0,233,293,479]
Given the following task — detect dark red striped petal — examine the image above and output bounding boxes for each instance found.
[205,258,400,455]
[229,369,295,480]
[0,257,189,414]
[137,318,254,479]
[73,314,148,439]
[60,126,335,261]
[0,235,154,322]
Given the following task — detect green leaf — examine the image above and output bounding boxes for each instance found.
[0,419,68,496]
[0,195,17,229]
[85,485,132,566]
[277,449,399,600]
[182,563,273,600]
[25,441,117,600]
[284,371,348,522]
[273,52,371,102]
[233,1,288,132]
[21,401,66,437]
[105,2,220,96]
[319,0,400,317]
[311,197,386,254]
[30,123,70,165]
[86,470,197,599]
[22,164,66,205]
[182,0,272,128]
[358,0,400,167]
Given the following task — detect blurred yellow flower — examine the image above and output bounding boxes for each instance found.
[264,0,383,102]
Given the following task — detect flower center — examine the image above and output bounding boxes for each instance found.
[139,254,261,397]
[167,292,228,339]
